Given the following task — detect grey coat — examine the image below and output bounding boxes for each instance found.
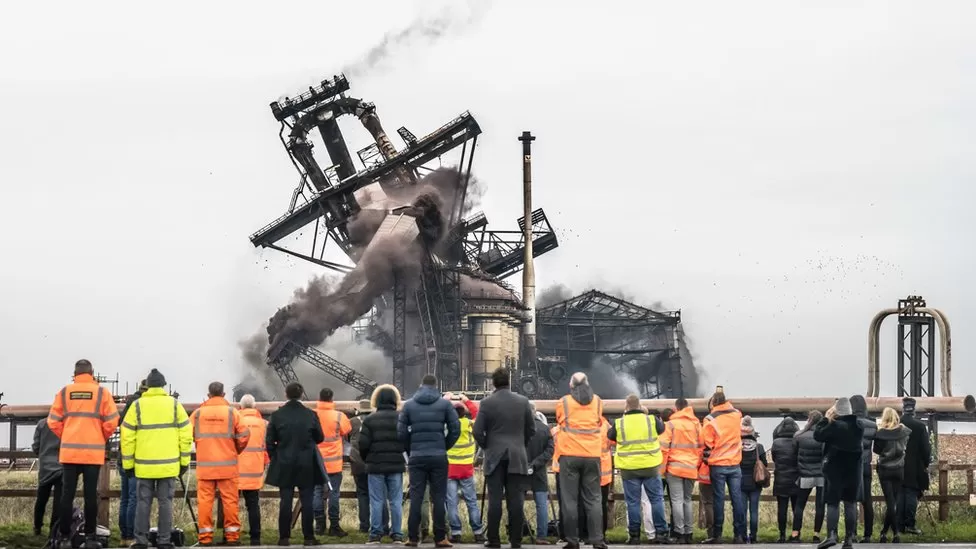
[32,419,62,485]
[472,387,536,475]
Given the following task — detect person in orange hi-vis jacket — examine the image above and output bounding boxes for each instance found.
[699,390,745,544]
[189,382,250,546]
[47,359,120,548]
[659,397,703,544]
[312,387,352,537]
[237,394,268,546]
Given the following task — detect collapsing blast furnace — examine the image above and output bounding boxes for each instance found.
[240,73,695,400]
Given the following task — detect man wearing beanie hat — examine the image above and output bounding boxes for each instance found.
[899,397,931,535]
[120,368,193,549]
[813,398,864,549]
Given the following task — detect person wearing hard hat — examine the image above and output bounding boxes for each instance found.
[237,394,269,546]
[120,368,193,549]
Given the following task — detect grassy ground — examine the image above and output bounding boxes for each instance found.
[2,470,975,547]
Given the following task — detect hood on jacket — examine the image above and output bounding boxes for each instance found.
[850,395,868,418]
[412,384,442,405]
[535,411,548,425]
[876,423,912,441]
[570,383,594,406]
[773,417,799,439]
[670,406,697,423]
[370,384,401,410]
[240,408,262,419]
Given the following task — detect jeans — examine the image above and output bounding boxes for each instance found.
[880,478,902,535]
[447,476,484,536]
[776,494,797,536]
[118,469,136,539]
[742,489,760,540]
[356,472,389,533]
[899,486,920,530]
[860,473,874,538]
[134,478,175,547]
[666,474,695,535]
[242,490,261,544]
[623,475,667,536]
[485,461,526,544]
[368,473,403,538]
[558,456,603,545]
[408,456,448,542]
[793,485,825,533]
[710,465,745,540]
[34,477,62,535]
[59,464,100,537]
[533,491,548,539]
[313,472,343,527]
[279,484,315,541]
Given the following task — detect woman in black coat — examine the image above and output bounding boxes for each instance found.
[266,382,326,545]
[874,407,912,543]
[738,416,768,543]
[813,398,864,549]
[770,417,799,542]
[792,410,826,542]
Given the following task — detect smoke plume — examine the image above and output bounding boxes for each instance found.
[536,283,573,309]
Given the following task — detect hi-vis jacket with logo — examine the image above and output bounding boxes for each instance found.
[47,373,120,465]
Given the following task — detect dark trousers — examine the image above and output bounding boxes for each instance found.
[555,472,564,539]
[579,483,609,540]
[60,464,100,536]
[558,456,603,545]
[35,477,62,534]
[485,460,527,544]
[826,501,857,540]
[242,490,261,543]
[899,486,920,530]
[776,494,797,536]
[408,456,448,542]
[859,473,874,537]
[279,484,315,542]
[880,478,902,536]
[793,486,825,533]
[700,483,714,536]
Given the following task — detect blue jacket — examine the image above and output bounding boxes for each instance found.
[397,385,460,457]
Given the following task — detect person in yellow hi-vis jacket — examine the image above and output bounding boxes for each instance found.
[120,368,193,549]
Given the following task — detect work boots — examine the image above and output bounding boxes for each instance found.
[328,525,348,538]
[314,515,327,536]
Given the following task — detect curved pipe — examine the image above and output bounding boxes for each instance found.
[867,308,898,397]
[868,307,953,397]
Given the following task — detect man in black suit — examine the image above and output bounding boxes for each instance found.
[473,367,537,548]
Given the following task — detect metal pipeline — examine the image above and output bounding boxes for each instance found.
[5,395,973,420]
[867,307,952,397]
[519,131,537,368]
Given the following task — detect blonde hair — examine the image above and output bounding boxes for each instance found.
[878,407,900,430]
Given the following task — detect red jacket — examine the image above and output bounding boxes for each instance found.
[448,400,479,479]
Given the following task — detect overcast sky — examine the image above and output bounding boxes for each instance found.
[1,1,974,439]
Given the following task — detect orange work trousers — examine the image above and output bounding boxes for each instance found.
[198,478,241,543]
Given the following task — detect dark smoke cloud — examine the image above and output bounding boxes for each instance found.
[342,1,489,79]
[536,283,574,309]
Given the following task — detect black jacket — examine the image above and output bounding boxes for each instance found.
[32,418,62,486]
[739,435,768,492]
[265,399,326,489]
[795,427,824,479]
[398,385,460,457]
[814,415,863,503]
[874,424,912,481]
[901,413,932,491]
[360,385,406,475]
[770,418,799,497]
[526,417,554,491]
[850,395,877,476]
[472,387,536,475]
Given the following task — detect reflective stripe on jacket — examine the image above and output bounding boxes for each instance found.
[316,402,352,474]
[47,374,120,465]
[614,412,662,470]
[660,406,702,479]
[447,417,476,466]
[700,401,743,467]
[119,387,192,479]
[190,396,249,480]
[238,408,269,490]
[600,419,613,486]
[554,394,604,458]
[698,462,711,484]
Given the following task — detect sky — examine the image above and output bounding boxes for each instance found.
[1,1,975,443]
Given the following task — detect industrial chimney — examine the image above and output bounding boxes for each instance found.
[519,131,537,369]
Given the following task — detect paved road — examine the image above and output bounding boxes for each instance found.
[243,545,976,548]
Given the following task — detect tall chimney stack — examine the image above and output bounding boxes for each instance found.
[519,131,537,369]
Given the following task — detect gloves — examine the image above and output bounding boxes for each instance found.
[179,465,188,478]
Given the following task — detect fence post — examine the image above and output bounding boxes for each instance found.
[97,461,111,527]
[967,469,974,496]
[938,461,949,522]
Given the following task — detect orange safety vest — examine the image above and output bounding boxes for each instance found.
[550,426,561,473]
[699,401,743,468]
[237,408,268,490]
[190,397,249,480]
[47,374,120,465]
[316,401,352,474]
[554,394,604,459]
[600,419,613,486]
[660,406,702,480]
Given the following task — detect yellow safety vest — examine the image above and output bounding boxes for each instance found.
[120,388,193,479]
[447,417,476,466]
[614,412,662,470]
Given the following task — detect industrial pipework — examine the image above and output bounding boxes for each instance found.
[868,296,952,398]
[519,131,537,369]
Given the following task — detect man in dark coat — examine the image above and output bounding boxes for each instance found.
[526,405,554,544]
[266,382,326,546]
[32,418,62,537]
[472,367,537,548]
[117,379,146,545]
[361,384,406,543]
[899,397,931,535]
[770,417,799,542]
[849,395,877,542]
[814,397,864,549]
[398,374,460,547]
